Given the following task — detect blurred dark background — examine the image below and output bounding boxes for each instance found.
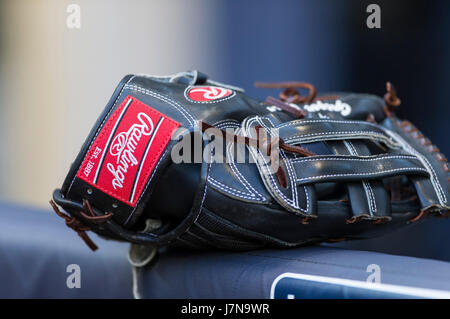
[215,0,450,261]
[215,0,449,160]
[0,0,448,261]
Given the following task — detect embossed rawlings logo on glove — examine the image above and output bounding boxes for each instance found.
[304,100,352,116]
[186,86,234,103]
[76,96,180,207]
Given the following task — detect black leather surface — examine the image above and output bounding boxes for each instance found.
[53,71,449,250]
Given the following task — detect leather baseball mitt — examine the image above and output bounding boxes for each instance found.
[51,71,449,251]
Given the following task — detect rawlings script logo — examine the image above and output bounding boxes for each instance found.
[107,113,154,190]
[304,100,352,116]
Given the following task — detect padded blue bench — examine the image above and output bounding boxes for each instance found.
[0,202,132,298]
[1,202,450,299]
[135,246,450,298]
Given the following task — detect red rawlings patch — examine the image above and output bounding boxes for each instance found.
[77,96,180,207]
[186,86,233,102]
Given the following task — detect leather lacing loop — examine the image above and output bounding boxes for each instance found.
[49,199,113,251]
[255,82,317,104]
[383,82,449,223]
[346,215,390,225]
[384,82,449,176]
[265,96,307,118]
[384,82,401,117]
[409,209,427,223]
[398,119,449,175]
[255,81,318,119]
[199,121,315,188]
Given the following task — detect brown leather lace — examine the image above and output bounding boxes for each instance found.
[199,121,315,188]
[383,82,449,221]
[384,82,401,117]
[265,96,307,118]
[255,82,341,120]
[255,82,317,104]
[383,82,449,176]
[255,82,317,119]
[397,119,449,175]
[49,199,113,251]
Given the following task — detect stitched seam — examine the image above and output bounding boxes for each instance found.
[285,131,394,142]
[185,158,212,235]
[213,120,240,128]
[365,181,377,213]
[67,75,136,195]
[280,148,300,209]
[243,116,309,213]
[277,118,386,129]
[296,167,428,182]
[262,117,302,208]
[263,117,309,212]
[291,155,418,164]
[125,84,195,126]
[248,117,299,208]
[344,141,376,215]
[125,148,169,225]
[249,124,297,207]
[209,121,266,201]
[382,127,447,205]
[226,129,266,200]
[128,108,178,206]
[286,135,400,150]
[264,116,310,212]
[208,177,262,200]
[260,119,299,208]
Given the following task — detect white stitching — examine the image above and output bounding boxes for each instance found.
[381,126,447,205]
[125,148,170,225]
[208,177,255,196]
[245,118,298,208]
[188,159,211,232]
[67,75,136,195]
[183,152,213,237]
[296,167,429,182]
[226,143,266,201]
[255,121,298,207]
[242,116,310,213]
[213,120,240,128]
[285,134,400,150]
[207,121,266,202]
[208,177,263,201]
[278,118,446,205]
[291,155,418,164]
[226,127,266,200]
[361,181,375,215]
[344,141,376,216]
[263,117,310,213]
[284,131,396,144]
[277,118,386,129]
[125,84,195,126]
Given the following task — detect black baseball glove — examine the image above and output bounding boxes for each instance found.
[51,71,449,251]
